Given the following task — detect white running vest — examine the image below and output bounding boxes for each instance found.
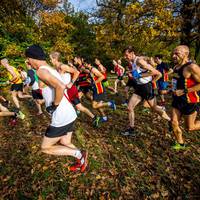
[40,65,77,127]
[60,73,71,85]
[132,57,152,85]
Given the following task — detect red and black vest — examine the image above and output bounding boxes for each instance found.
[173,62,200,103]
[76,65,91,87]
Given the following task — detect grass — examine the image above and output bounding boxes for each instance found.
[0,82,200,199]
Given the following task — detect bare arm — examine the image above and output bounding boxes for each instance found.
[8,68,18,83]
[61,64,80,83]
[137,59,162,81]
[91,68,104,84]
[37,69,65,105]
[188,64,200,93]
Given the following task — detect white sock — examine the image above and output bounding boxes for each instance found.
[108,102,112,106]
[74,150,82,159]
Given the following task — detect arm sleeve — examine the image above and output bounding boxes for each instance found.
[27,70,35,86]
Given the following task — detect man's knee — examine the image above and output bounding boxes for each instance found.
[41,146,51,154]
[128,103,135,112]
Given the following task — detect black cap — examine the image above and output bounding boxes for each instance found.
[25,44,46,60]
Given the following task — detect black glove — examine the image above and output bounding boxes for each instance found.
[46,103,58,115]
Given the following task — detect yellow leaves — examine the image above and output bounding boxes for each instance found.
[125,2,142,15]
[40,12,74,31]
[42,0,59,8]
[52,38,73,60]
[4,43,21,57]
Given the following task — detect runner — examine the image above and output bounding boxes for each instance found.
[121,46,171,136]
[25,44,88,172]
[155,54,173,106]
[95,58,115,93]
[84,59,116,122]
[74,57,93,101]
[25,61,44,115]
[1,58,31,114]
[123,62,137,105]
[113,59,126,94]
[49,52,100,127]
[171,45,200,150]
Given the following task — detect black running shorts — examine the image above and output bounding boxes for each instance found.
[134,82,154,100]
[172,96,199,115]
[45,121,75,138]
[11,83,23,92]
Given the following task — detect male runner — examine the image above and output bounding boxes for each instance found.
[74,57,93,101]
[171,45,200,150]
[25,61,44,115]
[25,44,88,172]
[50,52,100,127]
[84,60,116,122]
[155,54,173,106]
[121,46,171,136]
[95,58,115,93]
[113,59,126,94]
[1,58,31,115]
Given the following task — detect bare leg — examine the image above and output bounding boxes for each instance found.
[60,132,77,149]
[147,98,170,121]
[92,101,109,109]
[11,91,20,108]
[35,100,43,114]
[128,94,142,128]
[41,134,78,157]
[0,103,15,117]
[171,108,183,144]
[76,103,94,118]
[186,111,200,131]
[121,80,126,86]
[114,79,119,93]
[18,91,32,99]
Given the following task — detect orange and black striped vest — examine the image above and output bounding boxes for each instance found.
[90,67,104,94]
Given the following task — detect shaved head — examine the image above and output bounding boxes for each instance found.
[172,45,190,64]
[175,45,190,56]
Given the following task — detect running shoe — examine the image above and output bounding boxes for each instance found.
[68,150,88,173]
[92,116,101,128]
[171,142,187,150]
[80,150,88,172]
[110,100,116,110]
[16,111,25,120]
[121,127,137,136]
[68,161,81,172]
